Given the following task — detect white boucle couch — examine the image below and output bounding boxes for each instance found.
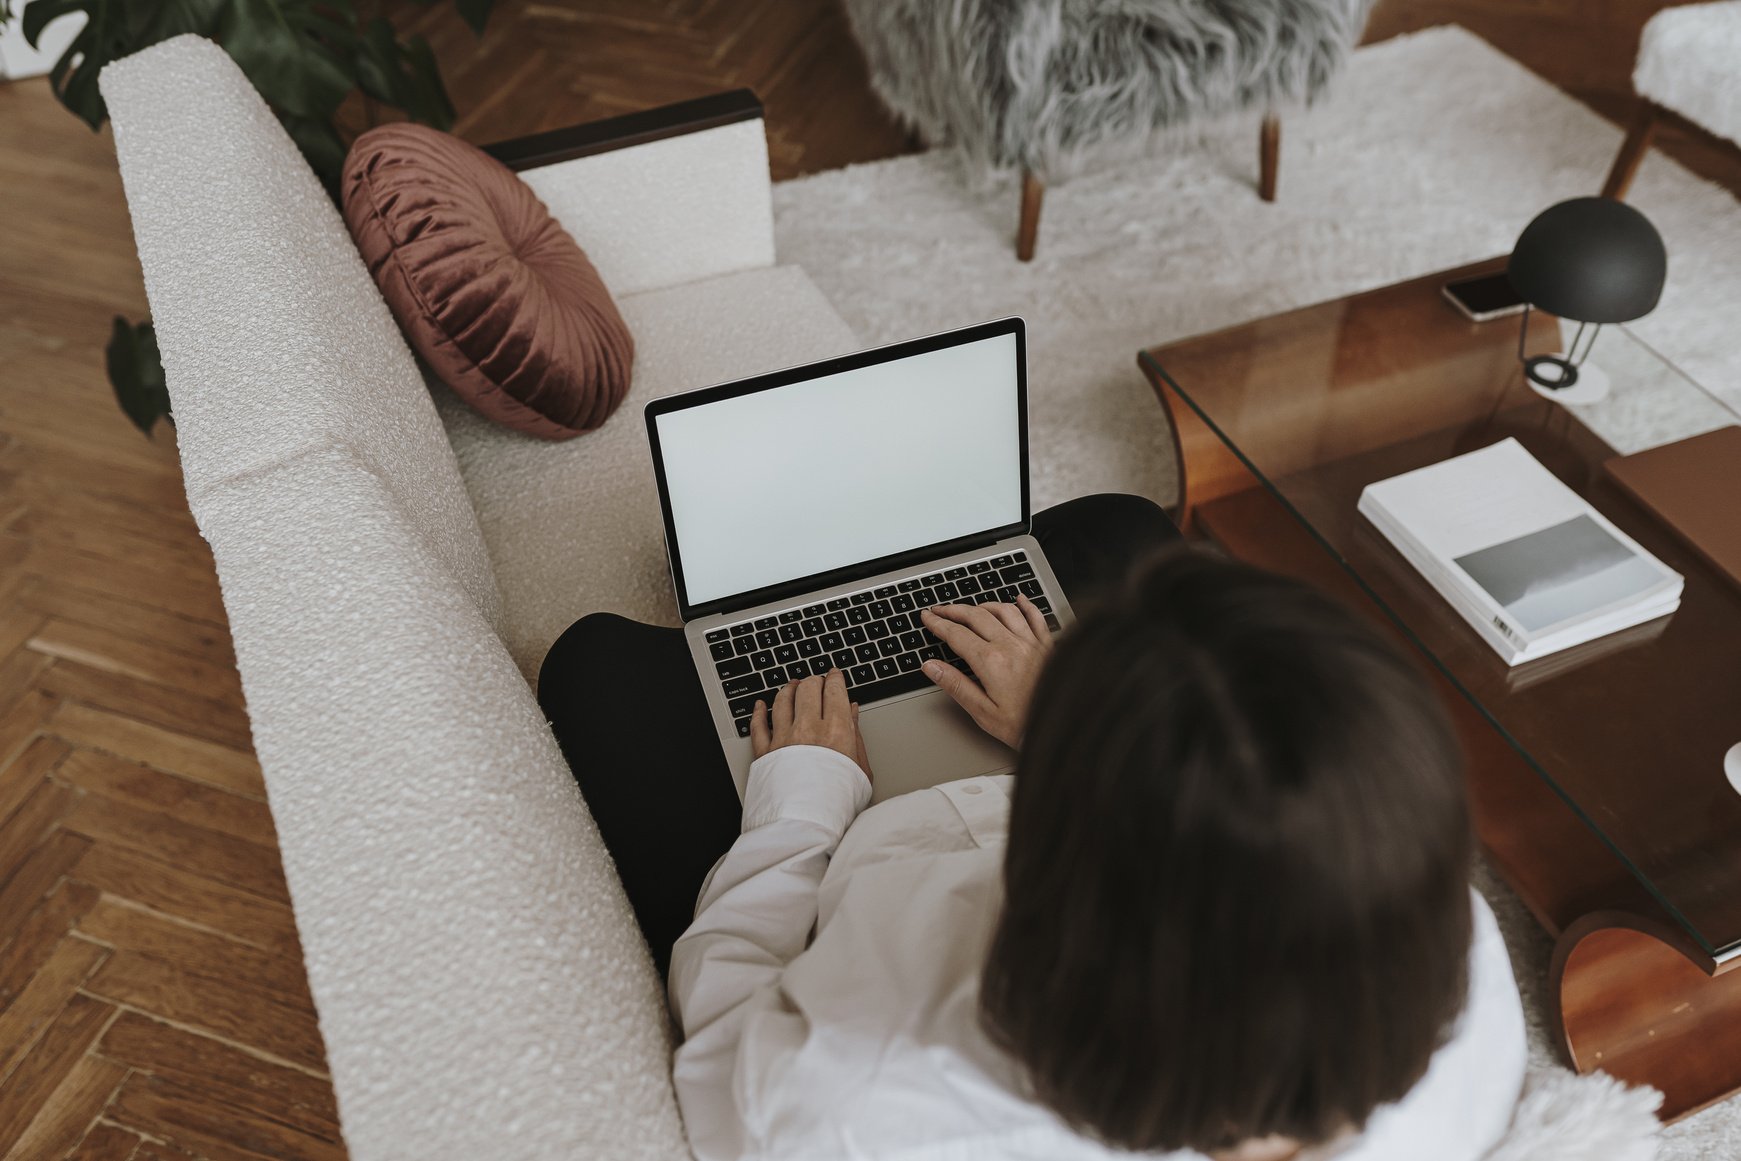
[99,34,859,1161]
[100,33,1667,1161]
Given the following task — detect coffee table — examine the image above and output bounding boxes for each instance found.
[1139,258,1741,1121]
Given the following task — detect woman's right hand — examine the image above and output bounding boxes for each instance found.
[919,596,1053,749]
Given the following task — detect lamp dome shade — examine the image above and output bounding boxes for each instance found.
[1507,197,1666,323]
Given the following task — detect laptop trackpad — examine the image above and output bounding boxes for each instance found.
[858,689,1015,804]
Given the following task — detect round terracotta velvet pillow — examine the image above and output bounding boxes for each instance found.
[342,124,633,440]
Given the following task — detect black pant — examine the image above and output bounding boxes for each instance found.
[538,493,1179,975]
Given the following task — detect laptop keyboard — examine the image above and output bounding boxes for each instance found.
[705,551,1060,737]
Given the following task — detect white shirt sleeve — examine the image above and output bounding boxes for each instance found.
[668,744,872,1161]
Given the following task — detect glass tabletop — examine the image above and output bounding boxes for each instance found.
[1140,259,1741,957]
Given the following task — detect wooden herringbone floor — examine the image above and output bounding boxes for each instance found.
[2,1,1738,1157]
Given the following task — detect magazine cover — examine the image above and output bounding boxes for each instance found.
[1358,438,1682,664]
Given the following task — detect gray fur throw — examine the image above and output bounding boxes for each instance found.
[842,0,1375,181]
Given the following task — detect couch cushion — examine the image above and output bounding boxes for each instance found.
[438,264,860,681]
[343,124,635,440]
[518,116,776,298]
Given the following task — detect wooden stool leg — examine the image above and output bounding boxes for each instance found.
[1259,115,1280,202]
[1017,170,1044,261]
[1603,102,1658,200]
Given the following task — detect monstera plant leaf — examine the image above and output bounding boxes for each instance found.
[354,14,455,132]
[23,0,229,129]
[21,0,472,186]
[450,0,489,35]
[106,317,171,435]
[10,0,492,436]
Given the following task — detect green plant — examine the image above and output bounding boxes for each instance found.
[9,0,493,433]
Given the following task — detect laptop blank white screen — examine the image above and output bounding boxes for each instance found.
[655,332,1023,608]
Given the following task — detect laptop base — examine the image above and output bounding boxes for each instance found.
[689,532,1069,802]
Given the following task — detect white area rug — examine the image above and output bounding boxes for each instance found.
[774,26,1741,512]
[771,25,1741,1160]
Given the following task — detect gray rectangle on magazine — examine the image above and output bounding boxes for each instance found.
[1454,514,1661,634]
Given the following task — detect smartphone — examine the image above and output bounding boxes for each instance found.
[1442,272,1527,322]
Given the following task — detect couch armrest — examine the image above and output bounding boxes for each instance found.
[486,90,777,297]
[99,34,503,628]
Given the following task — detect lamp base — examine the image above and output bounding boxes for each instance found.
[1525,357,1611,405]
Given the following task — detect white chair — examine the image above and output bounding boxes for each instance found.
[1604,0,1741,198]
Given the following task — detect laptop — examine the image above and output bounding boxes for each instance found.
[645,317,1074,803]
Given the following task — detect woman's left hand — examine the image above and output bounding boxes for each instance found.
[749,670,872,784]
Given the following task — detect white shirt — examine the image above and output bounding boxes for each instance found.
[670,747,1526,1161]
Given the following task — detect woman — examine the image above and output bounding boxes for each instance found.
[538,494,1524,1161]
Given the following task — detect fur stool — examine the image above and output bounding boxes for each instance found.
[841,0,1374,259]
[1604,1,1741,200]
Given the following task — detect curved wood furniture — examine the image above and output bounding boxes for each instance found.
[1139,259,1741,1121]
[1554,915,1741,1120]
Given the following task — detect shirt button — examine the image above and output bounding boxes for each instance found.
[962,784,982,795]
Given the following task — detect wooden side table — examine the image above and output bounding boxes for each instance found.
[1139,259,1741,1120]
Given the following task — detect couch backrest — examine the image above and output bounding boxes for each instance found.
[498,100,777,298]
[100,34,500,626]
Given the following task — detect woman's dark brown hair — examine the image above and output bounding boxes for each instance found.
[981,546,1472,1154]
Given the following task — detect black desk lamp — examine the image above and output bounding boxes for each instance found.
[1507,197,1667,404]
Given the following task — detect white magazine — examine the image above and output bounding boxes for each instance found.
[1357,438,1682,666]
